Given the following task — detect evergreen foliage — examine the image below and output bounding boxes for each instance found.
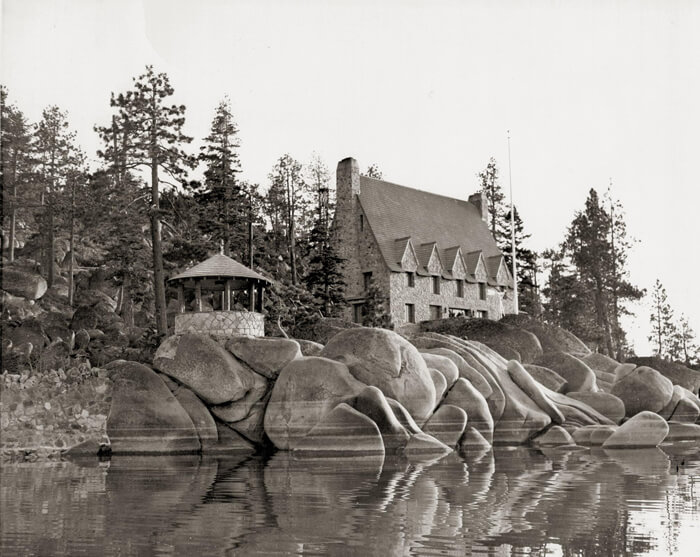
[544,189,642,358]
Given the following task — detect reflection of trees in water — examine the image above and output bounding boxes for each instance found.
[2,445,700,555]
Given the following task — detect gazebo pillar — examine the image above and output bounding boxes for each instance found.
[195,280,202,312]
[177,283,185,313]
[224,279,232,311]
[258,285,265,312]
[248,280,256,311]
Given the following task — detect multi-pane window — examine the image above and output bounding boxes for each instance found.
[456,279,464,297]
[405,303,416,324]
[432,275,440,294]
[364,271,373,291]
[478,282,487,300]
[429,305,442,320]
[407,272,415,287]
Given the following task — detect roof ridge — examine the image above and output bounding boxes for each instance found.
[360,175,471,204]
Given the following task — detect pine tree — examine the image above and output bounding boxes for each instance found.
[194,98,245,257]
[97,66,194,335]
[669,315,699,366]
[302,154,346,316]
[497,205,541,317]
[1,87,36,262]
[648,279,676,359]
[266,154,308,285]
[33,105,80,287]
[478,157,506,241]
[557,188,642,357]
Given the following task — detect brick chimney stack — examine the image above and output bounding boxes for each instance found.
[468,191,488,224]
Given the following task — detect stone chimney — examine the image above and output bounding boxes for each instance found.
[331,157,361,280]
[468,191,488,223]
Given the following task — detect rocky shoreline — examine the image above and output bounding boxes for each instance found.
[3,317,700,463]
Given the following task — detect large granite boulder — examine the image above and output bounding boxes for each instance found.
[295,339,325,357]
[264,356,366,450]
[455,341,552,444]
[386,398,422,434]
[664,423,700,442]
[442,378,494,445]
[2,267,47,300]
[403,432,452,459]
[535,352,598,393]
[611,366,674,417]
[153,334,260,405]
[626,357,700,395]
[542,388,615,428]
[507,360,565,424]
[506,317,591,357]
[602,411,669,449]
[429,368,448,407]
[70,302,121,333]
[421,317,544,364]
[209,370,268,423]
[170,384,219,451]
[106,361,200,454]
[321,328,436,423]
[566,391,626,424]
[420,353,459,388]
[582,352,620,375]
[571,425,618,446]
[411,336,504,422]
[419,347,492,400]
[531,426,574,447]
[5,318,50,354]
[225,336,302,379]
[292,403,385,457]
[346,386,411,452]
[422,404,468,449]
[669,391,700,423]
[523,364,567,393]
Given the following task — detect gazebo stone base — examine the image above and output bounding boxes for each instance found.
[174,311,265,338]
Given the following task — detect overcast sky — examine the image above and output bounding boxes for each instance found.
[3,0,699,355]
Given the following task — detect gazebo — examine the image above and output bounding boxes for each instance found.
[168,253,271,338]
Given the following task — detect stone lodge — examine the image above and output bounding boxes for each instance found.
[331,157,516,329]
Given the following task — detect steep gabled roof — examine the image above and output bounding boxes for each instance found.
[169,253,271,283]
[357,175,503,280]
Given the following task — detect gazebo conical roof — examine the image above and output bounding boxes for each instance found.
[169,254,271,284]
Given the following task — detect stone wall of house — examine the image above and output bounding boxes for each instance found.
[388,273,509,326]
[174,311,264,338]
[332,158,391,322]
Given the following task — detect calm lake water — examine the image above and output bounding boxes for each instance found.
[2,444,699,556]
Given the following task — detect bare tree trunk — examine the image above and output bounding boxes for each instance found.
[68,178,75,306]
[248,189,254,267]
[150,97,168,335]
[594,274,614,357]
[48,202,55,288]
[9,151,18,262]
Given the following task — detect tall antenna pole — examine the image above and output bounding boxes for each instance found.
[507,130,518,314]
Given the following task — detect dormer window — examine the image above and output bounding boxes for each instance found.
[479,282,487,300]
[457,279,464,297]
[407,272,415,287]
